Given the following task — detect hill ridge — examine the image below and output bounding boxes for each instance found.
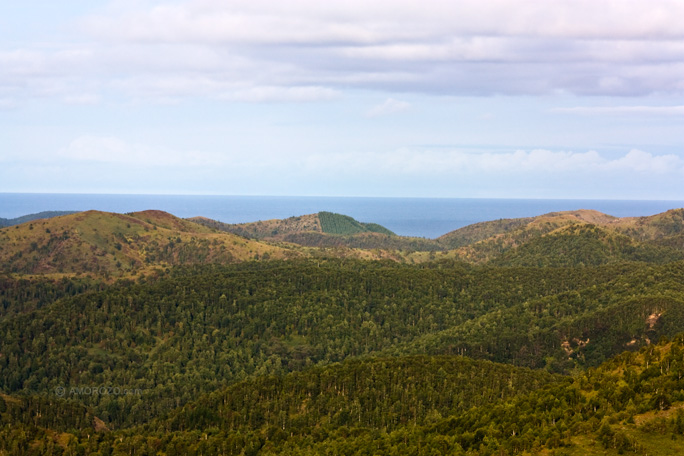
[0,210,298,275]
[2,208,683,275]
[0,210,78,228]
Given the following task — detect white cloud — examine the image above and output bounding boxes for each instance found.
[301,148,684,177]
[63,94,101,105]
[366,98,411,117]
[60,135,225,167]
[605,149,684,174]
[223,86,340,103]
[552,105,684,116]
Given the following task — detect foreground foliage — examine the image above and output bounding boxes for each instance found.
[4,336,684,454]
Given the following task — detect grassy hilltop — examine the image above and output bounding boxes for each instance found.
[0,210,297,276]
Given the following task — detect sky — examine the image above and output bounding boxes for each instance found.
[1,0,683,199]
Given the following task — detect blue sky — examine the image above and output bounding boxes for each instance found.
[1,0,683,199]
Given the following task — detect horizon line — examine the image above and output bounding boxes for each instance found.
[2,192,684,203]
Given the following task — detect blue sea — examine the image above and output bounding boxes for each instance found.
[1,193,683,238]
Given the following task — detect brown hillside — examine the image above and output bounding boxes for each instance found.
[0,210,299,276]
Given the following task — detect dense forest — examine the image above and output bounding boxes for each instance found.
[1,209,684,454]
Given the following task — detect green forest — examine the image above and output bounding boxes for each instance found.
[2,209,684,454]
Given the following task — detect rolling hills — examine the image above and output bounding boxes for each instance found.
[2,208,682,277]
[2,206,684,455]
[191,211,446,252]
[191,208,684,267]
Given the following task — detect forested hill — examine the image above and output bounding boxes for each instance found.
[121,336,684,454]
[5,321,684,454]
[1,207,684,455]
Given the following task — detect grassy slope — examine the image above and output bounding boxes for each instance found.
[0,210,298,276]
[609,208,684,241]
[190,213,323,239]
[192,211,397,238]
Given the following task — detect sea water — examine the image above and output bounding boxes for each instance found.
[1,193,682,238]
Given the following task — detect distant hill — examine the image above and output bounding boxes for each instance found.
[2,208,683,276]
[0,210,78,228]
[492,223,684,267]
[192,208,684,263]
[0,210,298,275]
[437,208,684,265]
[190,213,323,238]
[189,211,448,252]
[318,211,395,235]
[190,211,396,238]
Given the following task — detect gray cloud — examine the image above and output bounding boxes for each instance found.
[1,0,683,104]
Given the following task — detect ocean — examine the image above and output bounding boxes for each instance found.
[1,193,683,239]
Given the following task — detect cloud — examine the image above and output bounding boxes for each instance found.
[301,148,684,177]
[552,105,684,116]
[85,0,684,43]
[60,135,225,167]
[606,149,684,173]
[2,0,683,105]
[223,86,340,103]
[366,98,411,117]
[63,94,101,105]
